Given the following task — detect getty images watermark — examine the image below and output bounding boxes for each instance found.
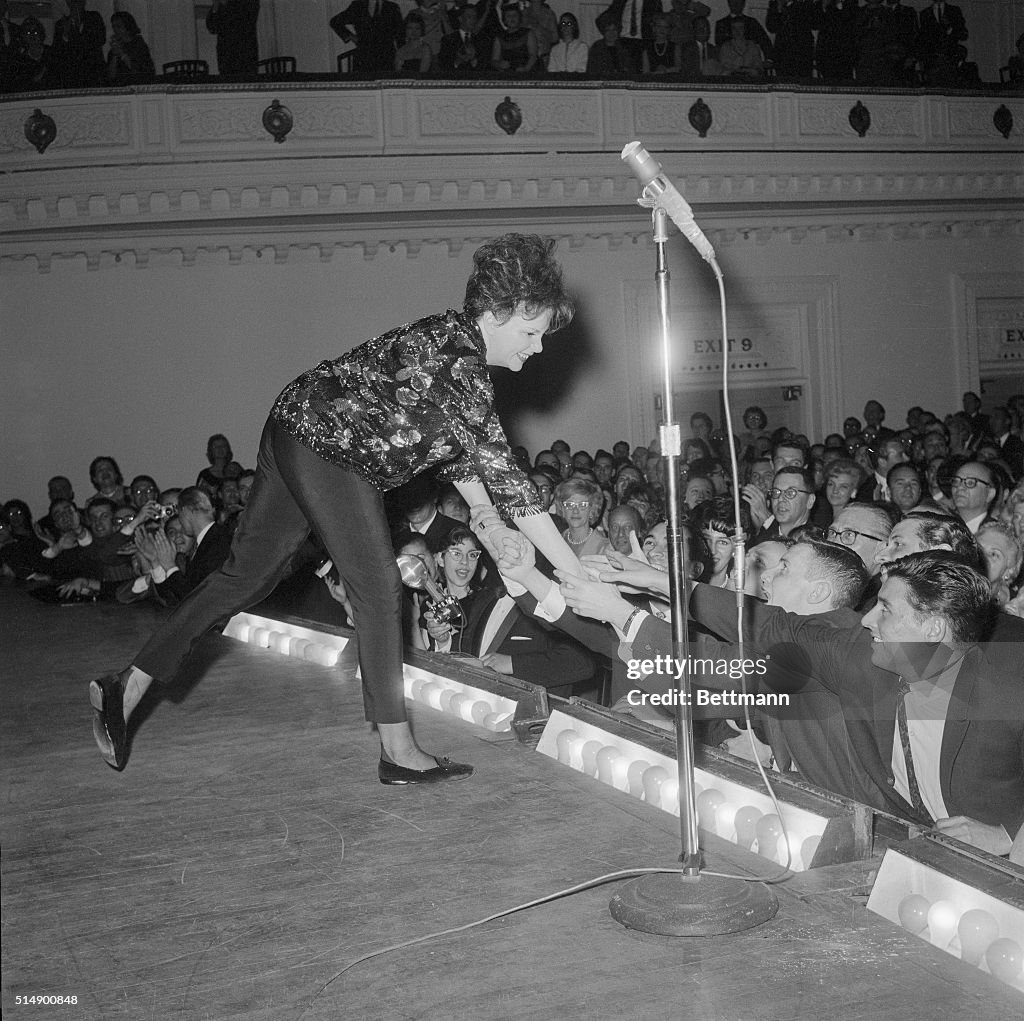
[625,654,790,708]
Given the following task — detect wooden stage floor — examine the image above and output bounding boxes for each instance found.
[2,584,1021,1021]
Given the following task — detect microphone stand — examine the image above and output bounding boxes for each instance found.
[608,208,778,937]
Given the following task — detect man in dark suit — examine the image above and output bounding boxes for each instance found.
[915,0,968,84]
[51,0,106,88]
[151,487,233,607]
[766,0,821,79]
[438,4,488,77]
[989,406,1024,479]
[330,0,404,78]
[435,579,595,690]
[612,552,1023,853]
[679,15,720,78]
[713,0,771,59]
[594,0,663,67]
[206,0,261,76]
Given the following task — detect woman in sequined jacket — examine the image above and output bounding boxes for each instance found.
[90,234,580,784]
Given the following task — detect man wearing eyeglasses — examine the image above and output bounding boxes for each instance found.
[950,460,998,534]
[755,467,815,539]
[826,503,897,577]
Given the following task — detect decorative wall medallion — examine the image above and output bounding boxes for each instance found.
[848,101,870,138]
[688,98,712,138]
[993,104,1013,140]
[494,96,522,135]
[262,100,293,143]
[24,108,56,153]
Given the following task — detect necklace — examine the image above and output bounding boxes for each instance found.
[566,527,594,546]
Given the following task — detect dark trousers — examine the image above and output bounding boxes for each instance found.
[135,418,407,723]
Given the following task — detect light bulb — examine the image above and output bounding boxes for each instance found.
[555,729,583,766]
[897,893,932,935]
[470,700,491,723]
[449,692,472,718]
[291,638,311,659]
[319,646,339,666]
[660,776,679,815]
[421,681,444,709]
[641,765,670,803]
[985,937,1023,985]
[800,834,822,870]
[957,908,1000,966]
[755,814,783,862]
[490,712,513,732]
[251,627,270,647]
[926,900,959,951]
[580,740,604,776]
[626,759,652,797]
[595,746,622,786]
[732,805,763,850]
[272,631,291,653]
[233,624,251,642]
[439,687,458,711]
[483,711,503,729]
[696,788,726,835]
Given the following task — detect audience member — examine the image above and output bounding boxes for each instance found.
[554,477,606,557]
[547,12,587,73]
[523,0,558,68]
[719,15,764,77]
[667,0,710,48]
[641,14,681,75]
[106,11,154,85]
[144,486,232,606]
[491,2,538,75]
[9,17,57,92]
[680,15,721,78]
[766,0,819,80]
[950,460,999,534]
[886,463,924,514]
[915,0,968,86]
[395,12,433,74]
[330,0,404,78]
[51,0,105,88]
[587,14,636,76]
[85,456,128,509]
[815,0,857,83]
[714,0,771,58]
[438,3,487,76]
[207,0,260,75]
[758,466,815,538]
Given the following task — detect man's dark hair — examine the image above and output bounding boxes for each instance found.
[903,511,985,572]
[884,551,994,645]
[800,538,869,609]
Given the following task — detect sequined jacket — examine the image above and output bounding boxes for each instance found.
[271,310,542,518]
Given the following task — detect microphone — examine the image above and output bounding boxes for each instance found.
[396,554,462,628]
[620,141,716,264]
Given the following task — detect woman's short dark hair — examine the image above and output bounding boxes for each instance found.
[404,11,425,31]
[464,234,574,332]
[111,11,142,37]
[206,433,233,464]
[89,456,123,487]
[437,524,480,553]
[558,12,580,39]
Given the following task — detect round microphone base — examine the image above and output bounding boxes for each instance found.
[609,872,778,937]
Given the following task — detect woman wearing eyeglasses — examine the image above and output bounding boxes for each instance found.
[547,12,588,73]
[554,477,607,557]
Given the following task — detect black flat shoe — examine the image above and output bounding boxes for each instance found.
[378,755,474,786]
[89,673,128,771]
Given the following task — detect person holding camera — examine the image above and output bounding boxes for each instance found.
[137,487,232,607]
